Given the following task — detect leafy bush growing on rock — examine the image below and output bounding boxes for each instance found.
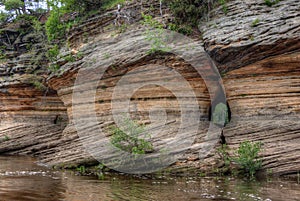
[45,7,65,41]
[217,141,262,179]
[110,117,153,155]
[47,44,60,62]
[232,141,262,178]
[142,13,170,54]
[264,0,280,7]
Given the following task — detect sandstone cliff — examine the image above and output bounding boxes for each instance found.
[0,0,299,176]
[0,19,67,156]
[202,0,300,175]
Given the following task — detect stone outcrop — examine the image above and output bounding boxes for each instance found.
[0,20,68,157]
[202,0,300,175]
[0,0,299,176]
[44,29,221,173]
[0,74,68,156]
[202,0,300,72]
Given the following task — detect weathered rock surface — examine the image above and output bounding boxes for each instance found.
[0,0,299,176]
[202,0,300,72]
[0,76,68,158]
[44,29,223,173]
[202,0,300,175]
[0,20,68,158]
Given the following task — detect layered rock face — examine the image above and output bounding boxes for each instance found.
[45,29,223,172]
[202,0,300,72]
[202,0,300,175]
[0,0,299,176]
[0,75,67,156]
[0,21,67,156]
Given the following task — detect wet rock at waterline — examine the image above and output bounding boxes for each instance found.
[0,0,299,176]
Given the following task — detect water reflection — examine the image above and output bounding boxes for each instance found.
[0,156,299,201]
[0,156,65,201]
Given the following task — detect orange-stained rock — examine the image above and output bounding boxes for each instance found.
[0,0,299,176]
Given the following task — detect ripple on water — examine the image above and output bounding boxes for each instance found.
[0,156,300,201]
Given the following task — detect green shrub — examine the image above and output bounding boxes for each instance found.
[48,64,60,73]
[76,165,86,174]
[31,80,46,91]
[32,19,43,32]
[1,135,10,142]
[142,13,163,29]
[217,141,262,179]
[4,0,24,15]
[232,141,262,178]
[142,14,170,54]
[217,144,231,167]
[45,7,65,41]
[167,23,192,35]
[264,0,280,7]
[110,117,153,154]
[0,11,12,25]
[47,45,60,62]
[216,144,231,175]
[101,0,125,10]
[62,0,102,12]
[0,50,7,62]
[63,54,75,62]
[165,0,210,25]
[219,0,228,14]
[251,18,260,27]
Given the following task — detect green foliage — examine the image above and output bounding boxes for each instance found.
[217,144,231,167]
[219,0,228,14]
[217,141,262,179]
[60,0,83,13]
[15,13,37,24]
[76,51,83,58]
[45,7,65,41]
[45,0,93,41]
[32,19,43,32]
[142,14,170,54]
[63,54,75,62]
[76,165,86,174]
[1,135,10,142]
[4,0,24,15]
[103,52,110,59]
[216,144,231,175]
[232,141,262,178]
[31,80,46,91]
[110,117,153,155]
[48,63,60,73]
[0,11,12,24]
[251,18,260,27]
[47,44,60,62]
[61,0,102,12]
[142,13,163,28]
[94,162,109,179]
[212,102,229,126]
[96,163,105,170]
[0,50,7,62]
[4,135,9,141]
[264,0,280,7]
[167,23,192,35]
[101,0,125,10]
[165,0,210,25]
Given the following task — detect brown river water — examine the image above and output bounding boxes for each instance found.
[0,156,299,201]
